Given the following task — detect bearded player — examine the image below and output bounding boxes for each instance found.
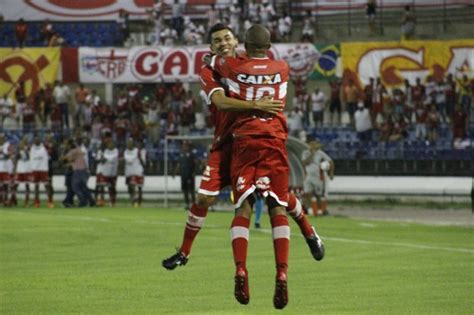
[162,24,324,272]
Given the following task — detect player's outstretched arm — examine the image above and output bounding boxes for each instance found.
[211,91,282,114]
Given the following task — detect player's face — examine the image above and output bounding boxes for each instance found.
[210,29,238,57]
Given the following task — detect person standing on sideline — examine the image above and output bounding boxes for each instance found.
[123,139,146,208]
[0,134,14,206]
[174,141,197,211]
[29,135,54,208]
[401,5,416,40]
[302,138,334,216]
[11,136,31,207]
[63,139,95,207]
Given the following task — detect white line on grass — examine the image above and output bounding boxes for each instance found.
[256,228,474,254]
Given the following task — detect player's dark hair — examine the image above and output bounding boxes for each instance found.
[207,23,235,44]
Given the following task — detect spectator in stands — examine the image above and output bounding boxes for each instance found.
[207,4,220,29]
[170,80,185,114]
[391,88,405,118]
[378,116,393,142]
[372,77,387,125]
[452,103,468,141]
[445,73,457,122]
[414,102,428,140]
[20,98,36,135]
[435,79,448,123]
[53,81,71,130]
[171,0,184,39]
[287,106,305,138]
[425,75,437,105]
[0,94,13,127]
[161,22,178,46]
[402,79,414,122]
[310,86,326,128]
[389,115,408,142]
[174,141,197,211]
[426,104,440,143]
[179,90,196,135]
[183,17,204,45]
[293,92,310,129]
[366,0,376,36]
[401,5,416,40]
[456,74,472,113]
[118,9,130,44]
[40,19,54,45]
[259,0,276,28]
[329,79,342,125]
[301,10,316,42]
[363,77,374,110]
[354,102,373,142]
[343,78,360,126]
[50,101,62,135]
[15,19,28,48]
[43,83,54,126]
[277,10,292,42]
[74,84,89,128]
[145,100,160,146]
[228,2,241,36]
[114,113,130,151]
[247,0,259,23]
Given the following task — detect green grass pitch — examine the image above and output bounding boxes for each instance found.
[1,206,472,314]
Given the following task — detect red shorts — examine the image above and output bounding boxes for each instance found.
[231,137,289,208]
[126,176,144,187]
[15,173,32,183]
[104,176,117,187]
[197,142,232,196]
[31,171,49,183]
[0,172,11,184]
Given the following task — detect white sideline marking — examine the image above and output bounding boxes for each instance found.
[257,228,474,254]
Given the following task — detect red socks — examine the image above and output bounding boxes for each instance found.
[230,216,250,271]
[271,214,290,274]
[180,203,208,256]
[286,193,314,238]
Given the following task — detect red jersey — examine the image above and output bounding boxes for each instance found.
[209,55,289,140]
[199,65,239,150]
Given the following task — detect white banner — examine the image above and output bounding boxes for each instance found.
[78,44,320,83]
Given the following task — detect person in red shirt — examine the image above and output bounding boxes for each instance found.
[15,19,28,48]
[452,103,468,139]
[163,25,324,303]
[206,24,303,310]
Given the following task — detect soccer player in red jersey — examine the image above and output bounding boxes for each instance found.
[206,24,298,309]
[162,25,324,282]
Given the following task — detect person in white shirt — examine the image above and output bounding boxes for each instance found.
[53,81,71,129]
[354,102,373,142]
[123,139,146,207]
[11,136,31,207]
[302,138,334,216]
[0,134,14,206]
[93,143,107,206]
[29,135,53,208]
[287,106,304,137]
[101,138,119,206]
[311,87,327,128]
[277,11,292,42]
[435,80,447,123]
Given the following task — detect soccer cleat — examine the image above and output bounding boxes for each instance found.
[306,227,325,261]
[33,199,40,208]
[47,202,55,209]
[273,272,288,309]
[162,251,188,270]
[133,202,139,208]
[234,268,249,305]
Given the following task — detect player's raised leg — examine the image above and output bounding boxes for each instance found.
[286,193,325,261]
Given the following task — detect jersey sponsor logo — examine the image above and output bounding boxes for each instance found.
[236,73,282,85]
